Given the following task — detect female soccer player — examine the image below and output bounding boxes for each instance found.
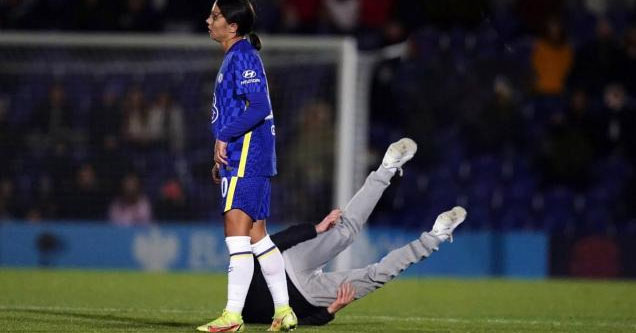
[197,1,296,332]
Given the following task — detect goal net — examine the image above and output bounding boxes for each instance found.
[0,33,362,225]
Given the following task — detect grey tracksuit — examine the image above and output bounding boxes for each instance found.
[283,167,442,307]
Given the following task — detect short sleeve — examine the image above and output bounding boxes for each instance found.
[233,52,268,95]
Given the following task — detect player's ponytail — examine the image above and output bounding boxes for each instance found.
[216,0,261,50]
[247,32,262,51]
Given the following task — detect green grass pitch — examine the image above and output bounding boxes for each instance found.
[1,269,635,332]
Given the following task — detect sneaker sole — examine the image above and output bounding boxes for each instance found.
[449,206,467,223]
[268,322,297,331]
[383,138,418,168]
[444,206,467,242]
[198,323,243,332]
[393,138,417,157]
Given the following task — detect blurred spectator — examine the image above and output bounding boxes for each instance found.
[324,0,359,34]
[0,96,19,176]
[148,92,186,153]
[597,83,636,159]
[28,83,76,151]
[286,101,333,220]
[26,175,61,222]
[0,178,18,221]
[59,163,107,220]
[569,17,623,94]
[419,0,490,29]
[531,17,573,96]
[25,207,44,223]
[516,0,564,34]
[356,0,397,48]
[47,140,75,203]
[90,85,123,151]
[582,0,609,16]
[393,0,426,33]
[385,37,439,167]
[463,75,525,156]
[251,0,282,33]
[535,89,598,190]
[94,136,132,198]
[0,0,37,29]
[108,173,152,226]
[118,0,161,32]
[72,0,118,31]
[566,88,605,151]
[123,87,163,150]
[615,173,636,226]
[155,179,191,222]
[162,0,197,32]
[24,0,73,30]
[281,0,325,33]
[359,0,394,29]
[617,26,636,95]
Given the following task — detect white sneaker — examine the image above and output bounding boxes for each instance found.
[382,138,417,176]
[430,206,467,243]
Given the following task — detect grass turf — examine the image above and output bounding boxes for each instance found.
[1,269,635,332]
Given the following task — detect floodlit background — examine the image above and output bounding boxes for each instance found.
[1,0,636,279]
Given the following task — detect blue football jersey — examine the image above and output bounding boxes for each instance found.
[211,39,277,178]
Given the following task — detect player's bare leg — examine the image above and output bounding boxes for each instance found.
[225,209,253,236]
[249,220,267,242]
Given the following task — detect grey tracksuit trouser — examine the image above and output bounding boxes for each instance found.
[283,167,442,307]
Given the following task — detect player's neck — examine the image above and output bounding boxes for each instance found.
[222,36,243,53]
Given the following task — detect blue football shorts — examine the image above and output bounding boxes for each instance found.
[220,176,271,221]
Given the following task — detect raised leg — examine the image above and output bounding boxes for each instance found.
[283,167,395,273]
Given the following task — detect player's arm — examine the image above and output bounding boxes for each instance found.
[299,283,355,326]
[270,224,316,251]
[216,56,271,143]
[270,209,341,251]
[211,163,221,184]
[216,91,271,142]
[213,91,269,166]
[326,282,356,314]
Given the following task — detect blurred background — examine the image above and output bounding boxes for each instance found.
[1,0,636,279]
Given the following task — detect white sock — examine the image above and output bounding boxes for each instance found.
[252,235,289,308]
[225,236,254,313]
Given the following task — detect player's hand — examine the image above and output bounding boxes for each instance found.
[316,209,341,234]
[214,139,228,166]
[327,282,356,314]
[211,163,221,184]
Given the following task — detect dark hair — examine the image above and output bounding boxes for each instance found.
[216,0,261,50]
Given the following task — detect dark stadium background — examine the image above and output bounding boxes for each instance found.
[1,0,636,278]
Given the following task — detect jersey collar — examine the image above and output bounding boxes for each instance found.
[227,38,251,53]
